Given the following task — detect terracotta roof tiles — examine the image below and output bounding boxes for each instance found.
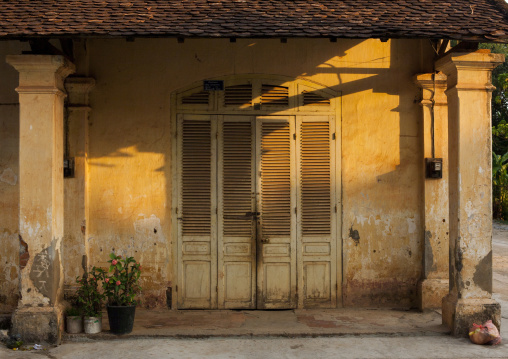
[0,0,506,41]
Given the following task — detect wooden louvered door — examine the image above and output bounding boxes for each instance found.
[177,114,217,309]
[296,116,336,308]
[178,113,336,310]
[256,116,297,309]
[218,116,256,309]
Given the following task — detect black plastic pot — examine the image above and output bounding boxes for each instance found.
[106,305,136,335]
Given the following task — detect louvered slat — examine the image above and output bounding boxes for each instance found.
[181,91,210,105]
[224,84,252,107]
[223,122,253,236]
[300,122,331,235]
[261,122,291,236]
[261,85,289,106]
[182,120,211,235]
[302,91,330,106]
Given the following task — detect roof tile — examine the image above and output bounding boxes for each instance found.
[0,0,507,41]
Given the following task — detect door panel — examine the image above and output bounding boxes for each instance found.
[218,116,256,309]
[177,114,217,309]
[256,117,297,309]
[178,114,336,310]
[296,116,336,308]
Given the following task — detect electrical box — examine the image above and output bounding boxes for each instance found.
[64,157,75,178]
[425,158,442,179]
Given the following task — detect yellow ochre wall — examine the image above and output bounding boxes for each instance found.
[0,41,30,311]
[0,38,438,309]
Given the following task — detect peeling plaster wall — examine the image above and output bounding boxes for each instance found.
[83,38,435,308]
[0,41,28,311]
[0,38,438,309]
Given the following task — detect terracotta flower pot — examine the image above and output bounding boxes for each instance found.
[107,305,136,335]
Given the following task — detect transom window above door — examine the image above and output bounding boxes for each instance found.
[176,76,335,114]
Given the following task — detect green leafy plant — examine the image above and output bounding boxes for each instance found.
[480,44,508,219]
[76,267,104,317]
[65,306,82,317]
[100,253,142,306]
[493,150,508,219]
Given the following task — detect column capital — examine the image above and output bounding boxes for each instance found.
[65,77,95,108]
[436,51,504,74]
[436,51,504,92]
[414,72,447,90]
[413,72,447,106]
[6,55,75,94]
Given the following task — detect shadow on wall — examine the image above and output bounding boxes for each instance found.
[84,38,431,308]
[0,41,31,311]
[0,38,434,309]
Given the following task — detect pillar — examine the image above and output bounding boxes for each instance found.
[63,77,95,293]
[414,72,450,309]
[436,50,504,336]
[6,55,75,343]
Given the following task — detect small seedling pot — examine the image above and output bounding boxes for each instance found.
[83,316,102,334]
[66,316,83,334]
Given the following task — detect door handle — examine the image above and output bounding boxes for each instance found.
[260,237,269,244]
[247,212,260,219]
[223,212,260,220]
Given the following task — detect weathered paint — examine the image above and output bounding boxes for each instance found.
[473,250,492,294]
[29,244,61,304]
[6,54,74,344]
[0,39,499,329]
[437,51,504,336]
[414,72,450,309]
[81,38,433,308]
[62,77,95,291]
[0,38,438,310]
[0,41,26,312]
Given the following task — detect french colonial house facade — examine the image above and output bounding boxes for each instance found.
[0,0,507,342]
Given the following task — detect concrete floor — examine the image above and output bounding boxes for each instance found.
[2,222,508,358]
[62,308,448,340]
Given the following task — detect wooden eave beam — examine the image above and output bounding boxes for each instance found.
[437,41,479,59]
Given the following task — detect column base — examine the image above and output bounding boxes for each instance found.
[11,305,64,344]
[417,278,448,310]
[442,295,501,337]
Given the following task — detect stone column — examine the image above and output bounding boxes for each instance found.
[63,77,95,292]
[436,50,504,336]
[414,72,449,310]
[6,55,75,343]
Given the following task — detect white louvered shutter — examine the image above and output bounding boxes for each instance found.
[178,114,217,309]
[218,116,256,309]
[256,116,297,309]
[296,116,336,308]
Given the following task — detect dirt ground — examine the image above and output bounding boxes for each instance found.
[493,221,508,318]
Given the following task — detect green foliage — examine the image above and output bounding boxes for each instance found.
[6,340,23,349]
[65,306,82,317]
[480,43,508,128]
[76,267,104,317]
[492,121,508,155]
[99,253,142,306]
[481,44,508,218]
[493,150,508,219]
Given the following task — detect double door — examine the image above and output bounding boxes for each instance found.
[177,114,337,309]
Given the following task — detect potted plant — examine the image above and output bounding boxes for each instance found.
[76,267,104,334]
[101,253,141,335]
[65,306,83,334]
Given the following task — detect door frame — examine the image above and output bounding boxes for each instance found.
[171,74,342,309]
